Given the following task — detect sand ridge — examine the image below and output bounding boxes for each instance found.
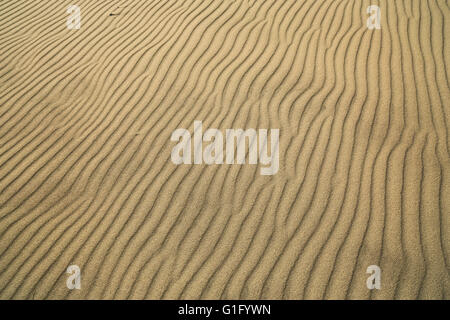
[0,0,449,299]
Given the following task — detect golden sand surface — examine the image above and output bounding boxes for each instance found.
[0,0,449,299]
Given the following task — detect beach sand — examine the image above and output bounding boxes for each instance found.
[0,0,449,299]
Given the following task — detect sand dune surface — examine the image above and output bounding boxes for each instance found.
[0,0,449,299]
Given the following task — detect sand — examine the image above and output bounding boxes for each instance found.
[0,0,449,300]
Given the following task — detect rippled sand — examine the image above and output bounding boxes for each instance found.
[0,0,449,299]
